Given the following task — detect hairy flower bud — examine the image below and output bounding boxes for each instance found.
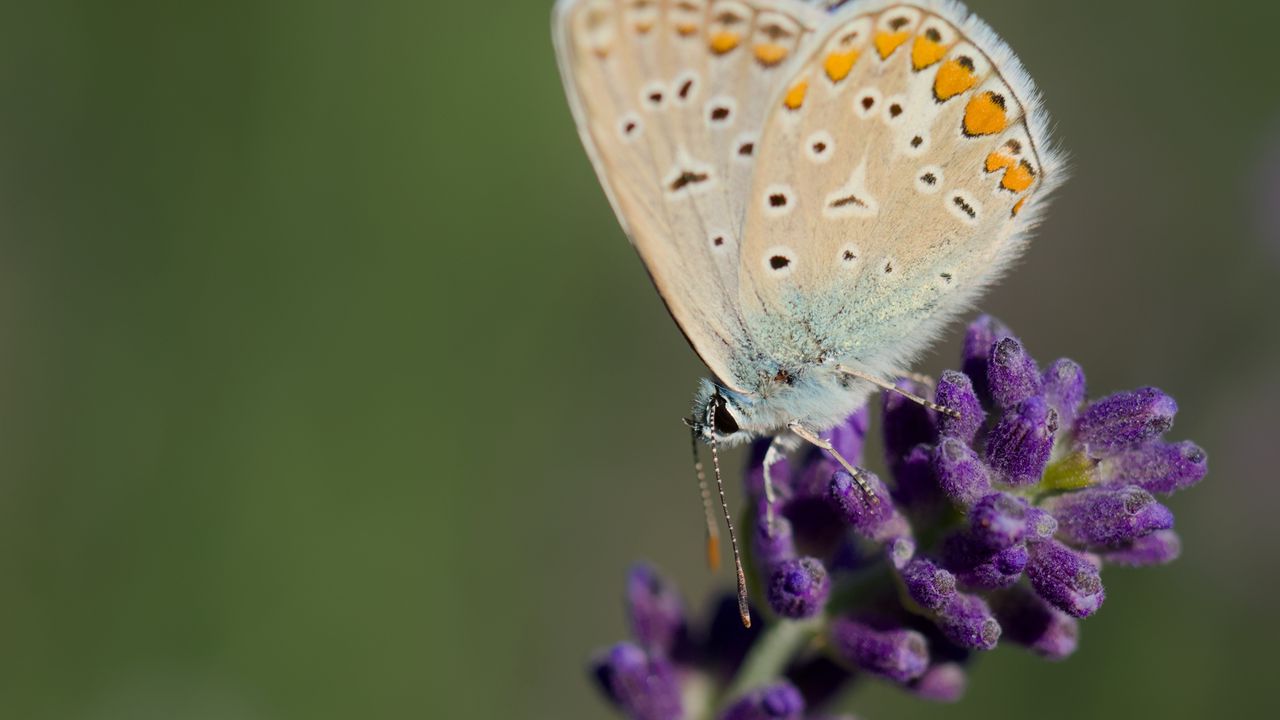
[829,618,929,683]
[767,557,830,619]
[986,397,1058,486]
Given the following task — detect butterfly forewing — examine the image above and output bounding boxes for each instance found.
[739,2,1062,382]
[554,0,825,391]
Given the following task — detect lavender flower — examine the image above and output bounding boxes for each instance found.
[910,662,968,702]
[828,618,930,683]
[627,564,688,656]
[767,558,830,619]
[720,683,805,720]
[589,316,1207,719]
[592,643,684,720]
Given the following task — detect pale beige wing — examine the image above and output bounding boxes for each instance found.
[553,0,825,391]
[738,1,1065,379]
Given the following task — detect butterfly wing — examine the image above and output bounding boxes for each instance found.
[738,1,1065,381]
[553,0,826,391]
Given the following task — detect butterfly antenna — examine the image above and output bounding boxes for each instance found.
[704,400,752,629]
[690,426,721,572]
[788,421,880,506]
[836,364,960,419]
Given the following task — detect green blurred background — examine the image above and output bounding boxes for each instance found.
[0,0,1277,717]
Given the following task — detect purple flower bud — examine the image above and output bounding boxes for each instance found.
[987,336,1041,409]
[935,370,985,443]
[767,557,830,619]
[900,557,956,611]
[1099,441,1207,494]
[1044,485,1174,548]
[994,587,1079,660]
[626,564,687,656]
[986,397,1058,486]
[957,545,1024,586]
[1074,387,1178,452]
[829,618,930,683]
[1101,529,1182,567]
[720,682,804,720]
[1042,359,1086,427]
[933,439,993,507]
[948,537,1026,591]
[591,643,684,720]
[994,544,1029,575]
[962,315,1013,403]
[891,444,940,511]
[911,662,967,702]
[1027,540,1105,618]
[828,470,896,539]
[968,493,1029,552]
[753,502,797,570]
[1025,506,1059,542]
[883,379,939,465]
[937,592,1001,650]
[828,406,871,465]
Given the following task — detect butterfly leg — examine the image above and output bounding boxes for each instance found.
[836,364,959,419]
[787,421,879,505]
[893,369,936,390]
[761,436,786,526]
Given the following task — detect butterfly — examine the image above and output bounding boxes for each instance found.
[553,0,1063,624]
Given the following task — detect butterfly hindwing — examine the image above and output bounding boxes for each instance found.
[554,0,825,391]
[738,1,1063,383]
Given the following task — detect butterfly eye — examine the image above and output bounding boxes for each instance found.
[712,395,741,435]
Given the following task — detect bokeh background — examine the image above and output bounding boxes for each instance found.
[0,0,1277,717]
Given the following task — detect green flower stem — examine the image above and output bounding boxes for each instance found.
[723,617,823,703]
[1039,450,1099,492]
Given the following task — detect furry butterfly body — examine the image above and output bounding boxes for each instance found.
[553,0,1063,444]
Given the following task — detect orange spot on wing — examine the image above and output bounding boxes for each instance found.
[706,535,720,571]
[675,23,699,37]
[933,59,976,101]
[911,35,948,70]
[824,50,860,83]
[754,43,789,67]
[985,152,1016,173]
[874,31,909,59]
[635,21,655,35]
[783,80,809,110]
[963,91,1008,136]
[1001,160,1036,192]
[710,31,740,55]
[1012,198,1027,217]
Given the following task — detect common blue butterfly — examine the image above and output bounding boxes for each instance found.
[553,0,1063,624]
